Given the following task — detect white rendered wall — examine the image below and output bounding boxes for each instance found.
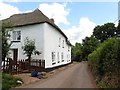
[44,23,71,68]
[9,24,45,61]
[9,23,71,68]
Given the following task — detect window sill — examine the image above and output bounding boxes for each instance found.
[62,60,64,62]
[11,41,21,43]
[52,62,56,65]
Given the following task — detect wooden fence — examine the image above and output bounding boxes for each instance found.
[2,58,45,74]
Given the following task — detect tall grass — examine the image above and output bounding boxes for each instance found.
[2,73,23,90]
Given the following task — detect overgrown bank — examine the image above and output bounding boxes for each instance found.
[2,73,23,90]
[88,38,120,88]
[71,21,120,88]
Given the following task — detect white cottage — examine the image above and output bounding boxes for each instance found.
[2,9,72,68]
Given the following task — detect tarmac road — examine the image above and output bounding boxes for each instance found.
[18,62,97,88]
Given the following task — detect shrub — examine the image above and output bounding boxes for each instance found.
[88,38,120,88]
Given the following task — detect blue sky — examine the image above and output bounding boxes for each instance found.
[67,2,117,24]
[5,2,118,26]
[0,1,119,44]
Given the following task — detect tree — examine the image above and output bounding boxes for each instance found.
[22,37,41,61]
[93,23,116,42]
[22,37,41,71]
[71,42,82,61]
[82,36,100,61]
[1,23,12,70]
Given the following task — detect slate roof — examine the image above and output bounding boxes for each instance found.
[2,9,72,46]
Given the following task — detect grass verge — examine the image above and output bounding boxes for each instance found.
[2,73,23,90]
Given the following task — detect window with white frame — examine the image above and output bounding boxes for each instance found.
[67,54,70,62]
[68,46,70,51]
[67,54,69,62]
[13,31,21,41]
[57,52,60,63]
[61,52,64,62]
[62,40,64,48]
[59,38,61,47]
[52,52,55,62]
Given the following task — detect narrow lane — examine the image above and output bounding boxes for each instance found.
[18,62,97,88]
[59,62,97,88]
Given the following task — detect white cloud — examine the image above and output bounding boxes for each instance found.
[0,2,21,20]
[10,0,20,2]
[24,10,32,13]
[39,3,70,26]
[115,21,118,27]
[63,18,96,45]
[0,0,20,2]
[0,2,96,46]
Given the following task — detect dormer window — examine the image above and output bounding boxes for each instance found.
[13,31,21,41]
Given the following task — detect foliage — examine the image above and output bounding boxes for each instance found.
[71,42,82,61]
[81,36,100,61]
[2,73,23,90]
[88,38,120,88]
[71,22,119,88]
[1,22,13,70]
[22,37,41,60]
[71,36,99,61]
[93,23,116,42]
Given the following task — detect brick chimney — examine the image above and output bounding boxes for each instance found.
[50,18,54,23]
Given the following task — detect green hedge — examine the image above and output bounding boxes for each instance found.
[88,38,120,88]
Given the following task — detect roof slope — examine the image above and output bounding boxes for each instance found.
[2,9,54,27]
[2,9,72,46]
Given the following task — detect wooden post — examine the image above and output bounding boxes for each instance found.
[9,58,12,74]
[28,58,31,72]
[39,60,41,71]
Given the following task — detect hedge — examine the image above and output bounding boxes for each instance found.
[88,38,120,88]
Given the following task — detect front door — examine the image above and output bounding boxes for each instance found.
[13,49,18,64]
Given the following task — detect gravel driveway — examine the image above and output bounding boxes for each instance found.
[17,61,97,88]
